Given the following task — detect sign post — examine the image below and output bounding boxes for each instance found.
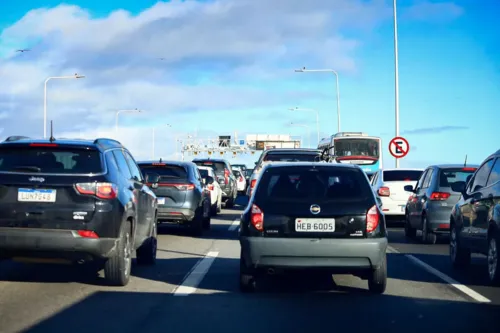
[389,136,409,162]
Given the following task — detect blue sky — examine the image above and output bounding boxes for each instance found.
[0,0,498,167]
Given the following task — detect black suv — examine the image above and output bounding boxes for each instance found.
[0,136,158,286]
[138,160,211,235]
[193,158,238,208]
[450,150,500,285]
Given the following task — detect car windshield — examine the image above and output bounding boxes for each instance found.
[334,138,379,158]
[0,146,102,174]
[255,166,372,204]
[263,153,320,162]
[439,168,477,191]
[383,170,422,181]
[139,164,188,181]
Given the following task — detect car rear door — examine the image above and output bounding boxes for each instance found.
[139,163,190,208]
[0,144,104,229]
[382,169,423,213]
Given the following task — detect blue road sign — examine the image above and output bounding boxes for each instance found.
[239,139,245,145]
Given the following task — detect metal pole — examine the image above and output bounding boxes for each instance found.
[43,78,50,138]
[334,72,341,133]
[393,0,400,168]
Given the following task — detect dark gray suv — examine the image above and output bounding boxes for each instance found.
[193,158,238,208]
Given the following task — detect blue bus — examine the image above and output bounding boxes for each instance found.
[317,132,382,173]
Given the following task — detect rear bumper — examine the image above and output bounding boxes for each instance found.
[0,227,118,260]
[240,236,388,271]
[427,208,452,234]
[380,198,406,216]
[157,207,195,222]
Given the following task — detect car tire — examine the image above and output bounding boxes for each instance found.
[368,254,387,294]
[210,202,218,216]
[190,209,204,237]
[487,231,500,285]
[104,220,132,286]
[226,195,234,209]
[203,200,211,230]
[450,224,471,268]
[404,213,416,238]
[136,215,157,266]
[217,198,222,213]
[239,250,256,293]
[421,216,437,244]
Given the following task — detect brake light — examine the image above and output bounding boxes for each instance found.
[75,182,118,199]
[430,192,450,200]
[29,143,58,147]
[366,205,380,233]
[152,163,166,166]
[250,179,257,188]
[239,176,244,182]
[224,169,230,185]
[378,186,390,197]
[250,204,264,231]
[77,230,99,238]
[462,167,477,171]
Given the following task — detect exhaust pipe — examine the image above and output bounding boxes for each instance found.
[267,268,275,275]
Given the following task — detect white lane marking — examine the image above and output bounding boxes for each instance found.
[228,219,239,231]
[387,245,491,303]
[173,251,219,296]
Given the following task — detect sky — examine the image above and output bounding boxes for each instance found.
[0,0,498,168]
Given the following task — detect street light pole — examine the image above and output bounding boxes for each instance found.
[43,74,85,138]
[115,109,143,135]
[289,107,320,145]
[294,68,341,133]
[393,0,401,168]
[152,124,171,159]
[290,122,311,148]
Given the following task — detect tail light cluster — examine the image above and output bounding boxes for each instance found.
[239,176,244,182]
[430,192,450,200]
[75,182,118,199]
[146,183,195,191]
[207,184,214,191]
[250,204,264,231]
[77,230,99,238]
[366,205,380,233]
[248,179,257,196]
[378,186,390,197]
[224,169,230,185]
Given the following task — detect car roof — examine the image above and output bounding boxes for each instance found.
[263,162,359,169]
[0,137,123,152]
[197,166,214,171]
[382,168,424,172]
[431,164,480,169]
[264,148,321,154]
[137,160,193,167]
[192,158,227,163]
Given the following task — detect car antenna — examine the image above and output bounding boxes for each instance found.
[49,120,56,142]
[159,157,162,163]
[464,154,467,168]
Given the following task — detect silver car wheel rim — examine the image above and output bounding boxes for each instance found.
[123,232,131,277]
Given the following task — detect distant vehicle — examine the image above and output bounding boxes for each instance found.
[197,165,222,215]
[450,151,500,285]
[232,164,248,176]
[318,132,382,173]
[138,160,211,235]
[246,148,323,196]
[192,158,238,208]
[404,164,478,244]
[370,168,424,223]
[239,162,388,293]
[0,136,158,286]
[233,169,247,194]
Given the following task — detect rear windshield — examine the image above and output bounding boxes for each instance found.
[0,146,102,174]
[198,169,209,178]
[193,161,225,173]
[383,170,422,182]
[439,168,477,190]
[263,153,320,162]
[139,164,188,181]
[233,170,242,177]
[255,166,372,204]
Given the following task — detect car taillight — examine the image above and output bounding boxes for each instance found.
[77,230,99,238]
[430,192,450,200]
[224,169,230,185]
[239,176,244,182]
[462,167,476,171]
[250,204,264,231]
[366,205,380,233]
[29,143,58,147]
[174,184,195,191]
[75,182,118,199]
[207,184,214,191]
[250,179,257,188]
[378,187,390,197]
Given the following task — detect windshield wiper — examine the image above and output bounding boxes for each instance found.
[10,166,42,172]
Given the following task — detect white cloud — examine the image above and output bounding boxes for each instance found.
[403,1,464,22]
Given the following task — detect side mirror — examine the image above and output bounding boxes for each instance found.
[145,173,160,184]
[403,185,414,192]
[206,176,214,184]
[451,181,466,195]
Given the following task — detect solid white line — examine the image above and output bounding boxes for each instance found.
[228,219,239,231]
[173,251,219,296]
[387,246,491,303]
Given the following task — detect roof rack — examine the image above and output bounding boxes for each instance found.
[3,136,31,142]
[93,138,123,150]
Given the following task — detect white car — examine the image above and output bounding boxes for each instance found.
[232,169,247,194]
[371,168,424,221]
[197,166,222,215]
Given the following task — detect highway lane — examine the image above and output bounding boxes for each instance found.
[0,202,499,333]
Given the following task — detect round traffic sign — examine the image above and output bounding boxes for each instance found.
[389,136,409,159]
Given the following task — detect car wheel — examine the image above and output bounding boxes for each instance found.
[421,216,437,244]
[239,250,256,293]
[104,220,132,286]
[450,224,471,268]
[217,198,222,213]
[203,200,211,230]
[190,209,204,237]
[210,202,218,216]
[487,231,500,285]
[226,195,234,209]
[404,213,416,238]
[136,215,157,265]
[368,254,387,294]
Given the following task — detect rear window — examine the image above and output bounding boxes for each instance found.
[139,164,188,181]
[198,169,210,178]
[255,166,372,203]
[263,153,320,162]
[383,170,422,182]
[193,161,226,173]
[233,170,241,177]
[439,168,477,190]
[0,146,102,174]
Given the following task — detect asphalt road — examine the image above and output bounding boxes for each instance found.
[0,198,499,333]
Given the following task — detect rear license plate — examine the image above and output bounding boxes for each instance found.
[157,198,165,205]
[18,188,56,203]
[295,218,335,232]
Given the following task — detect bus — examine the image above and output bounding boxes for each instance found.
[317,132,382,173]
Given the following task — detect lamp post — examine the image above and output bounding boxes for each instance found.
[43,74,85,138]
[152,124,172,159]
[393,0,401,168]
[289,107,320,145]
[290,122,311,148]
[294,68,341,133]
[115,109,144,135]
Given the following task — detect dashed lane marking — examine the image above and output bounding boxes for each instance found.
[173,251,219,296]
[387,245,491,303]
[228,219,239,231]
